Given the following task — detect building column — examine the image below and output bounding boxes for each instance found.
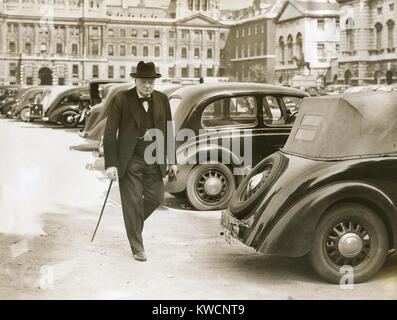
[65,25,70,55]
[0,19,5,55]
[189,29,194,77]
[214,29,220,76]
[101,25,105,56]
[18,23,23,54]
[49,27,54,55]
[34,24,39,55]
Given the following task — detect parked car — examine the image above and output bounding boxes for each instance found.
[44,86,90,127]
[221,91,397,283]
[0,87,30,115]
[83,83,183,142]
[325,84,352,95]
[0,85,20,104]
[27,86,76,122]
[165,83,308,211]
[89,79,128,107]
[10,87,44,120]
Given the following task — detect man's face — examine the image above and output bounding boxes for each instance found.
[136,78,155,97]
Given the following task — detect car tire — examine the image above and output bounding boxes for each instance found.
[308,203,388,284]
[170,191,186,199]
[186,164,235,211]
[229,152,286,219]
[20,108,30,122]
[61,111,79,128]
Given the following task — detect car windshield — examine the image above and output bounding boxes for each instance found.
[283,91,397,159]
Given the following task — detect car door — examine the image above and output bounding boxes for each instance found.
[255,94,304,164]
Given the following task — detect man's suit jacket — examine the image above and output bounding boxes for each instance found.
[103,87,175,178]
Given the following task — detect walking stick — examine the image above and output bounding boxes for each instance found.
[91,179,113,242]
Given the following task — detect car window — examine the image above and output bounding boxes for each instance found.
[263,96,283,125]
[282,96,303,115]
[201,96,257,128]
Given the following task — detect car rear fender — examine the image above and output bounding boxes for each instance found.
[257,181,397,257]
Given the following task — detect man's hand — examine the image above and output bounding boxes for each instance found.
[168,165,178,178]
[106,167,118,181]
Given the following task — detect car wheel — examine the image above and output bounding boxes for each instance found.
[20,108,30,122]
[186,164,235,211]
[61,111,79,128]
[170,191,186,199]
[229,152,287,219]
[309,203,388,284]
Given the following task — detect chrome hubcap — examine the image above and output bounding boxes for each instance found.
[325,220,371,267]
[204,178,223,196]
[196,169,229,204]
[338,233,363,258]
[66,115,75,123]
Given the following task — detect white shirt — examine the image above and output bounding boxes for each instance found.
[137,91,150,112]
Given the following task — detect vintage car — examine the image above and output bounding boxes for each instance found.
[221,91,397,283]
[27,85,76,122]
[0,87,30,115]
[89,79,127,107]
[325,84,352,95]
[44,86,90,127]
[83,83,183,142]
[165,83,308,211]
[0,85,20,104]
[10,87,44,120]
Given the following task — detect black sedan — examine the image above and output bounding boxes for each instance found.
[221,91,397,283]
[165,83,307,211]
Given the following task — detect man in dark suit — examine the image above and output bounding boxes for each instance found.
[103,61,178,262]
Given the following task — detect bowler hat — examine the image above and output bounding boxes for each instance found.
[130,61,161,78]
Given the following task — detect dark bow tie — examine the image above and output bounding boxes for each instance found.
[139,96,151,103]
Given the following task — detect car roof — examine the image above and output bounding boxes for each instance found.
[283,91,397,159]
[170,82,307,130]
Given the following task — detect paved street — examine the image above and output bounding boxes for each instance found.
[0,118,396,299]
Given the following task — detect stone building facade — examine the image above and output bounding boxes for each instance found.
[274,0,340,85]
[0,0,229,85]
[337,0,397,85]
[221,0,278,83]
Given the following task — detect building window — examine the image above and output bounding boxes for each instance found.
[155,46,160,57]
[58,78,65,85]
[194,68,201,78]
[346,18,355,51]
[154,30,160,38]
[387,20,395,49]
[317,19,325,30]
[108,28,114,37]
[120,45,126,56]
[181,47,187,58]
[9,63,16,77]
[250,44,254,56]
[182,30,189,40]
[131,45,137,56]
[143,30,149,38]
[72,64,78,76]
[336,43,340,54]
[336,18,340,28]
[195,0,199,10]
[40,43,47,54]
[56,43,63,54]
[194,48,200,58]
[235,46,239,58]
[72,43,78,55]
[169,30,175,39]
[92,65,99,78]
[9,42,16,54]
[207,31,213,41]
[220,33,225,41]
[296,33,303,60]
[378,6,382,14]
[108,66,114,78]
[195,31,202,41]
[169,46,174,57]
[287,34,293,62]
[92,43,99,55]
[108,44,114,56]
[207,48,212,59]
[317,43,325,60]
[120,29,126,37]
[279,37,285,63]
[26,77,33,85]
[236,29,239,38]
[143,46,149,57]
[182,67,188,77]
[390,3,394,11]
[207,68,213,77]
[375,22,383,50]
[131,30,137,37]
[169,67,175,77]
[188,0,193,10]
[120,66,125,79]
[25,42,32,54]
